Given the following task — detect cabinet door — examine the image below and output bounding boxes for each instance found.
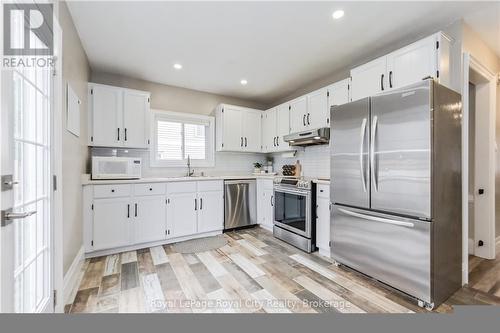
[263,109,277,152]
[316,196,330,255]
[197,191,224,233]
[289,97,308,133]
[90,85,123,147]
[242,110,262,152]
[133,195,166,244]
[386,35,437,90]
[262,188,275,230]
[167,192,198,238]
[123,90,150,148]
[221,106,243,151]
[306,88,329,130]
[276,103,290,151]
[327,79,350,121]
[350,56,387,101]
[92,198,130,250]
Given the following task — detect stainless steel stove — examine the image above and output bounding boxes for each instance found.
[272,177,316,252]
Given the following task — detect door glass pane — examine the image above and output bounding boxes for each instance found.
[274,192,307,232]
[23,143,37,203]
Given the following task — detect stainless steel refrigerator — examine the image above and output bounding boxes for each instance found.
[330,79,462,309]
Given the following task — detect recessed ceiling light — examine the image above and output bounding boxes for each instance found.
[240,79,248,85]
[173,63,182,70]
[332,10,344,19]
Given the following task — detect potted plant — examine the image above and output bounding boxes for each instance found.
[253,162,262,174]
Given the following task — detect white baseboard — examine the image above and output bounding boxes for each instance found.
[63,246,85,306]
[468,238,474,255]
[258,224,273,232]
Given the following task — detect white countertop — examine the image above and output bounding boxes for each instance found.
[81,174,330,186]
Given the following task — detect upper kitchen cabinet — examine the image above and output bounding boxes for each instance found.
[262,104,291,153]
[327,78,351,120]
[88,83,151,148]
[350,32,452,101]
[306,87,329,130]
[276,103,290,150]
[214,104,262,153]
[289,96,308,133]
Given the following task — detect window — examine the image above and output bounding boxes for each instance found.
[151,110,215,167]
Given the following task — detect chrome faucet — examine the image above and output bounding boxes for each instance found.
[187,155,195,177]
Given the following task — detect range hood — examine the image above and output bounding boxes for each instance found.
[284,127,330,146]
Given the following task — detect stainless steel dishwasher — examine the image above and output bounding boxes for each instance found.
[224,179,257,231]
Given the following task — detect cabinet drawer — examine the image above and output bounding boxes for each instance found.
[317,184,330,199]
[134,183,166,196]
[167,181,197,194]
[197,180,223,192]
[93,184,131,198]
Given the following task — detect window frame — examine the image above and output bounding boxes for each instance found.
[150,109,215,168]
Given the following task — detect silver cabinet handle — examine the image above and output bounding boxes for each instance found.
[370,115,378,192]
[338,208,414,228]
[4,211,36,220]
[359,118,368,193]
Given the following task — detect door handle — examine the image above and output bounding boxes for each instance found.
[127,204,130,218]
[359,118,368,192]
[240,137,243,147]
[338,207,414,228]
[371,116,378,192]
[200,198,203,210]
[270,195,274,207]
[134,203,137,217]
[1,209,37,227]
[389,71,393,88]
[303,114,306,126]
[124,128,127,141]
[307,113,310,125]
[245,137,247,147]
[381,74,385,91]
[273,137,276,147]
[195,198,197,210]
[276,136,279,146]
[117,128,120,141]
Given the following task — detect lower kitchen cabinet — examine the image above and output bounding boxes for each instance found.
[92,197,131,251]
[134,195,167,244]
[167,192,198,238]
[197,190,224,233]
[316,184,330,257]
[257,179,274,230]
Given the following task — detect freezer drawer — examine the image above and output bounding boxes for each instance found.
[331,205,431,303]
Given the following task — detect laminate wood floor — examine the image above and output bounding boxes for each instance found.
[66,227,500,313]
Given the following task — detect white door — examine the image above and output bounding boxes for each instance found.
[289,97,307,133]
[276,103,290,151]
[1,58,54,311]
[316,196,330,256]
[242,110,262,152]
[90,85,122,147]
[92,198,131,251]
[386,35,437,90]
[123,90,149,148]
[221,107,243,151]
[262,109,276,152]
[167,192,198,238]
[133,196,166,244]
[306,88,328,130]
[350,56,387,101]
[197,191,224,233]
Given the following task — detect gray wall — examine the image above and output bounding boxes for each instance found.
[59,2,91,275]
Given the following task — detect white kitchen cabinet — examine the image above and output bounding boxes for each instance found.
[350,32,452,101]
[327,78,351,121]
[276,103,290,150]
[167,191,198,238]
[133,195,167,245]
[92,197,131,251]
[257,179,274,231]
[316,184,330,258]
[289,96,308,133]
[262,104,291,153]
[262,108,277,152]
[88,83,150,148]
[214,104,263,153]
[197,189,224,233]
[306,87,329,130]
[350,56,387,102]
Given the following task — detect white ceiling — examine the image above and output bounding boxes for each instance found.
[67,1,497,105]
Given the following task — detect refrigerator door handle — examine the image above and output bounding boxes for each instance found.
[337,207,415,228]
[370,115,378,192]
[359,118,368,192]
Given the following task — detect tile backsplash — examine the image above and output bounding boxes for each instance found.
[271,144,330,179]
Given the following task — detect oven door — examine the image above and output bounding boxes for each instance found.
[273,187,311,238]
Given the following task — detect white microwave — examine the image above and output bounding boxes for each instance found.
[91,156,142,180]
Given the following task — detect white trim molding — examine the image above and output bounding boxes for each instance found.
[62,246,85,307]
